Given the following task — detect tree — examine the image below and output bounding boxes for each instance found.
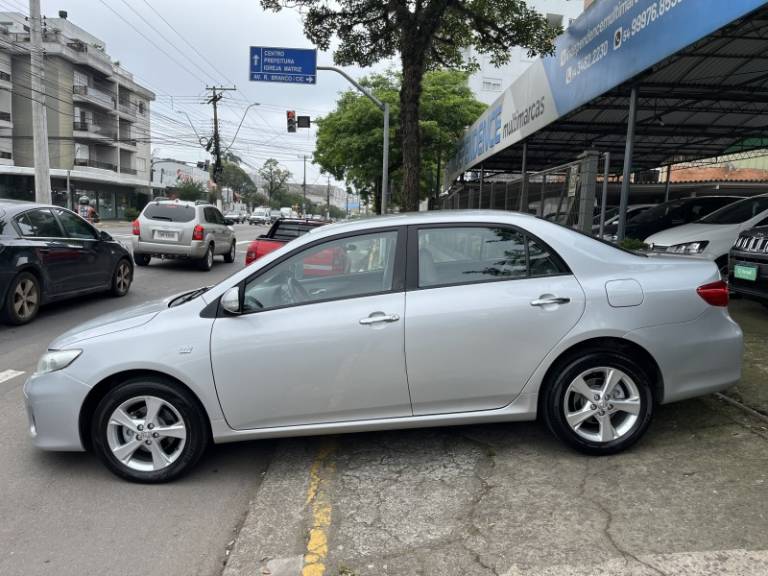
[174,179,206,202]
[258,158,292,204]
[314,69,485,210]
[219,161,261,207]
[261,0,559,211]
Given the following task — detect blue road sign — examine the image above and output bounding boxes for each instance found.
[250,46,317,84]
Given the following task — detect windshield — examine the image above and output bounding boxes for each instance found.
[699,196,768,224]
[143,203,196,222]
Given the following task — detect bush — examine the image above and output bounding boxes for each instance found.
[123,207,139,221]
[619,237,648,251]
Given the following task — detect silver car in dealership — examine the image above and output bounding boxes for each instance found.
[24,211,742,482]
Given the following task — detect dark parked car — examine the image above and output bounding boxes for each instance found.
[729,226,768,306]
[606,196,743,242]
[0,201,133,325]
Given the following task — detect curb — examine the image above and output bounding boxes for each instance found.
[223,439,316,576]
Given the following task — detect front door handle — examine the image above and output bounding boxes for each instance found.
[531,296,570,307]
[359,313,400,325]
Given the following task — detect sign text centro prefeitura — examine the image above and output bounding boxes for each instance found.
[249,46,317,84]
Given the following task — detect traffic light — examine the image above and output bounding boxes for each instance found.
[287,110,297,133]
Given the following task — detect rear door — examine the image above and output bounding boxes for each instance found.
[203,207,227,252]
[14,208,77,295]
[404,224,586,415]
[140,203,196,246]
[53,208,112,289]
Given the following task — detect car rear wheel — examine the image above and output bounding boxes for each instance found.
[91,378,209,483]
[542,351,653,455]
[3,271,40,325]
[111,259,132,297]
[223,241,236,263]
[197,244,214,271]
[134,253,151,267]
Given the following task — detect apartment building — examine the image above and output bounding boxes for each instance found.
[0,10,155,219]
[465,0,585,104]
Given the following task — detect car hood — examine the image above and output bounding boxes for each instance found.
[644,222,737,245]
[48,297,171,349]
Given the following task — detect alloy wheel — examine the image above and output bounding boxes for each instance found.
[563,367,642,443]
[13,278,38,321]
[106,395,188,472]
[115,262,131,293]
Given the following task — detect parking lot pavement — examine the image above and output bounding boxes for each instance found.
[727,299,768,418]
[0,223,272,576]
[226,302,768,576]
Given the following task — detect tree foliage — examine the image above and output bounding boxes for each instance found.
[261,0,559,211]
[258,158,292,202]
[174,179,207,202]
[314,69,485,210]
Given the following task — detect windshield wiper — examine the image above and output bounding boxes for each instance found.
[169,286,210,308]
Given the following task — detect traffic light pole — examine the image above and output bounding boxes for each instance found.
[318,66,389,215]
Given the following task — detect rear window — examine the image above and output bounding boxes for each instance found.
[270,220,322,241]
[143,203,196,222]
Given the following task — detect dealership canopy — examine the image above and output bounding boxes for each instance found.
[445,0,768,183]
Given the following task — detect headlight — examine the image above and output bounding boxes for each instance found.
[668,241,709,255]
[35,349,82,375]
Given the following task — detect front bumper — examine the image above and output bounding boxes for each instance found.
[23,370,91,451]
[625,307,743,404]
[729,252,768,304]
[132,238,208,259]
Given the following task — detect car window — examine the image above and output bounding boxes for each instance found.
[143,203,196,222]
[417,227,567,288]
[631,200,686,224]
[243,230,398,313]
[700,196,768,224]
[54,208,97,239]
[214,209,227,225]
[203,207,217,224]
[15,209,63,238]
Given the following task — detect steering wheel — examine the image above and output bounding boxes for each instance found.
[287,277,310,303]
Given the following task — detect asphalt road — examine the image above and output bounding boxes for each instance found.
[0,223,273,576]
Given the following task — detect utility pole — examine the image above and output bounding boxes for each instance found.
[206,85,236,210]
[297,154,307,215]
[29,0,51,203]
[326,175,331,221]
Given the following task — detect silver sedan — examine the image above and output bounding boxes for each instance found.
[24,211,743,482]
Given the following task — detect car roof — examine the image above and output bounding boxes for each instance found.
[0,200,73,216]
[147,199,203,208]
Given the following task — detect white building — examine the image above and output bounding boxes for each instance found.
[465,0,585,104]
[151,158,211,190]
[0,10,155,218]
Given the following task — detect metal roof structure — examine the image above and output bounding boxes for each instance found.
[448,1,768,178]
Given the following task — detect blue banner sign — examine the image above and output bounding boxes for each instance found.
[446,0,768,183]
[250,46,317,84]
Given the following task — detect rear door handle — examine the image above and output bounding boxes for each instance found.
[359,313,400,325]
[531,297,570,307]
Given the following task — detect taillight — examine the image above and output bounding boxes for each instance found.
[245,251,256,265]
[132,219,140,235]
[192,224,204,241]
[697,280,729,307]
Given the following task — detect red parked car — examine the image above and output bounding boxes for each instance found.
[245,218,348,276]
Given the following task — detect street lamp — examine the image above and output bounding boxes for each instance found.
[223,102,260,153]
[176,110,207,147]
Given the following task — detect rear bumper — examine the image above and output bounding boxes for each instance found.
[624,307,743,404]
[132,238,208,258]
[23,370,90,451]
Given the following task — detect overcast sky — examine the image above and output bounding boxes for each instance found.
[38,0,394,190]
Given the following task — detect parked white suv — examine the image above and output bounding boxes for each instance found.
[132,200,237,271]
[645,194,768,274]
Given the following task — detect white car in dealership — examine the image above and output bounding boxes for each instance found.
[645,195,768,274]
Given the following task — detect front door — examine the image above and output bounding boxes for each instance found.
[53,208,111,290]
[210,227,411,430]
[404,224,586,415]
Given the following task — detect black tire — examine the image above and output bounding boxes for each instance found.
[223,241,236,263]
[541,351,654,455]
[90,377,209,483]
[197,244,214,271]
[3,271,41,325]
[110,259,132,297]
[134,253,151,267]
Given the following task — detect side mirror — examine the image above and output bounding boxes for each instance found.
[99,230,113,241]
[221,286,241,315]
[224,218,235,226]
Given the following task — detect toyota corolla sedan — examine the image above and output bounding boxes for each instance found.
[24,211,743,482]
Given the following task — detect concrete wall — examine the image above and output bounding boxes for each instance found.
[11,55,33,167]
[45,56,75,169]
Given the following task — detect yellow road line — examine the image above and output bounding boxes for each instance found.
[302,440,337,576]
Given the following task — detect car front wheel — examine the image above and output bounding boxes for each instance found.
[111,259,132,296]
[91,378,209,483]
[542,351,654,455]
[223,241,236,263]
